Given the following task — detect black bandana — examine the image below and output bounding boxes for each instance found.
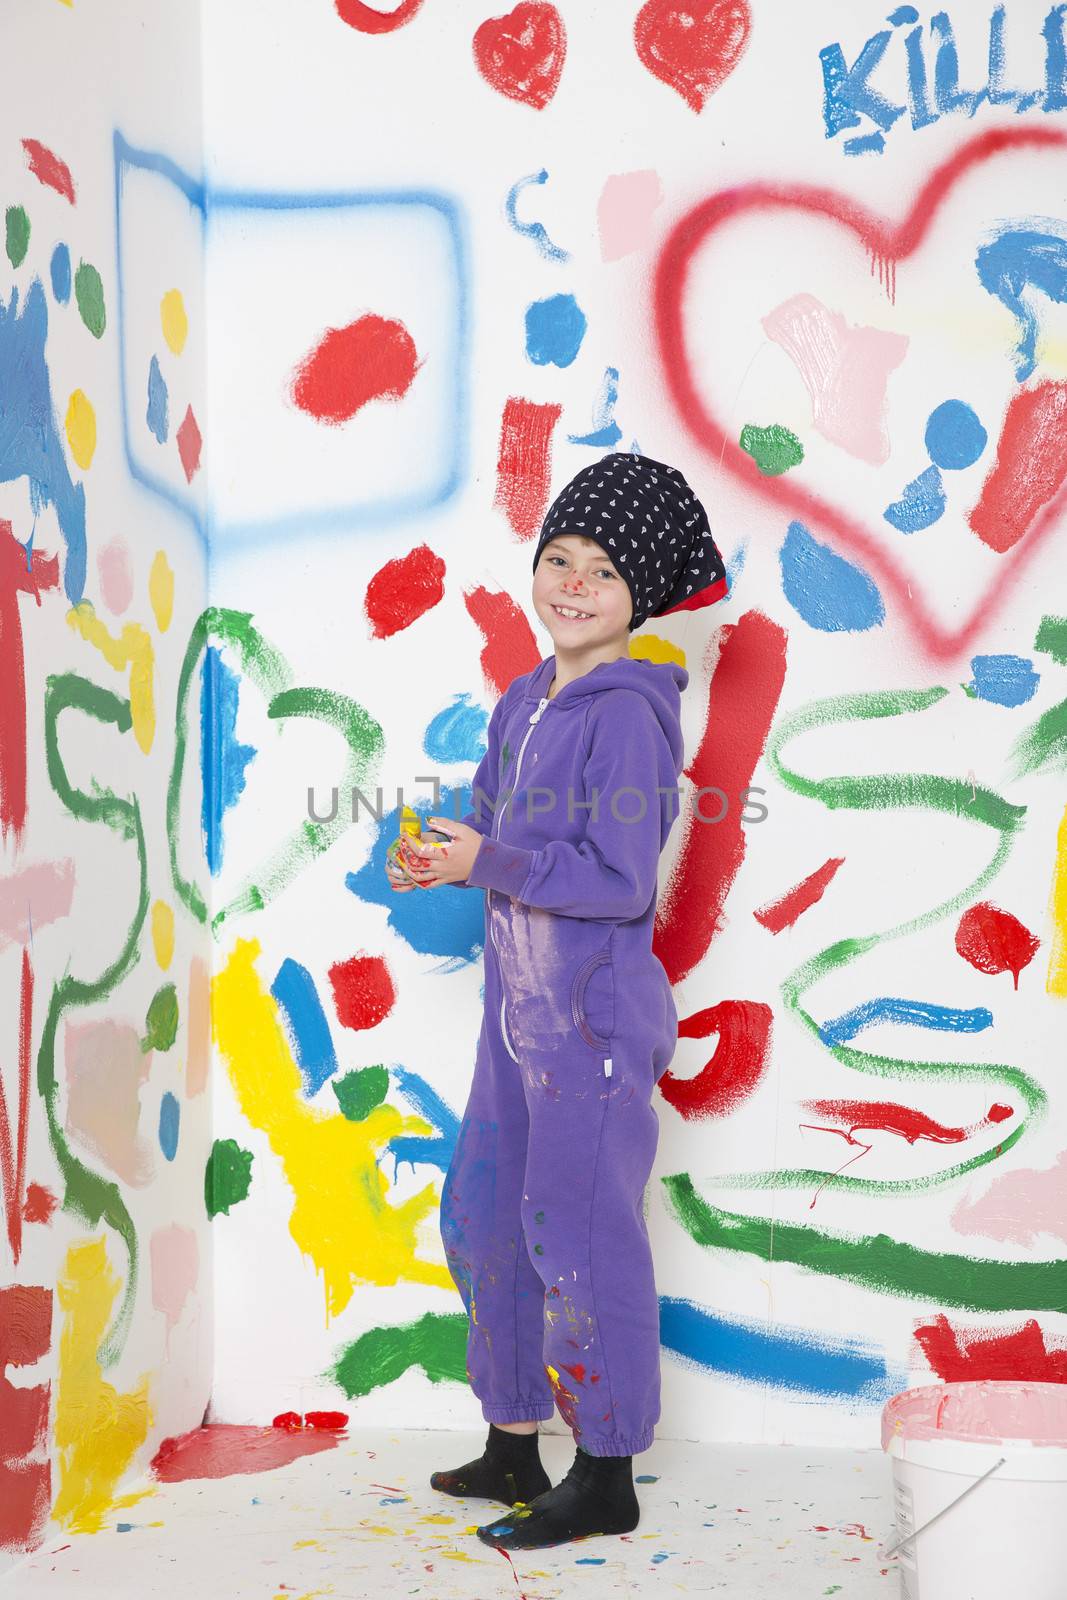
[532,452,727,631]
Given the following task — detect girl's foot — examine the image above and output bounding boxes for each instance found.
[475,1446,639,1549]
[430,1423,552,1506]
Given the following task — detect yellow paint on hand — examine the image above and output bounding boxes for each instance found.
[148,550,174,632]
[212,938,454,1319]
[67,602,155,753]
[151,901,175,970]
[1048,801,1067,996]
[160,289,188,355]
[51,1237,153,1533]
[65,389,96,470]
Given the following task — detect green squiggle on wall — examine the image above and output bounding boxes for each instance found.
[327,1312,468,1399]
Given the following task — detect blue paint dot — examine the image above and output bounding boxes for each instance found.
[924,400,987,470]
[524,293,587,368]
[966,654,1040,707]
[116,1523,133,1533]
[50,243,71,304]
[778,522,885,633]
[146,355,169,444]
[159,1092,180,1161]
[884,463,945,533]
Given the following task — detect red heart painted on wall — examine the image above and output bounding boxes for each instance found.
[635,0,751,112]
[654,127,1067,663]
[473,3,566,110]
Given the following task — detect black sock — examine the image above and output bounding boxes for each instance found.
[475,1444,640,1549]
[430,1423,552,1506]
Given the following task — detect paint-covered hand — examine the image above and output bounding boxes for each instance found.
[398,820,481,887]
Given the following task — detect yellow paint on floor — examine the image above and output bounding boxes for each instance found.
[1048,802,1067,996]
[148,549,175,632]
[212,938,455,1319]
[151,900,175,970]
[67,603,155,753]
[160,289,188,355]
[65,389,96,470]
[51,1237,153,1534]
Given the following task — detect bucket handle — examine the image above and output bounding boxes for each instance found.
[882,1454,1007,1561]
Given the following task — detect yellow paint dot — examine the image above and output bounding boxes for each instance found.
[65,390,96,470]
[149,549,174,632]
[151,901,174,971]
[631,632,686,668]
[160,289,188,355]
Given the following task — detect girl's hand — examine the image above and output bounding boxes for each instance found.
[385,856,417,892]
[398,819,482,887]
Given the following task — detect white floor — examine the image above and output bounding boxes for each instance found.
[6,1429,901,1597]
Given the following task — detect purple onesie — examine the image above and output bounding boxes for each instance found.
[439,649,687,1458]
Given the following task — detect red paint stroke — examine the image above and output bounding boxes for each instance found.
[968,381,1067,553]
[0,523,60,843]
[305,1410,348,1431]
[0,1284,52,1554]
[753,856,845,933]
[327,954,396,1031]
[290,314,420,426]
[473,3,566,109]
[915,1312,1067,1384]
[955,901,1040,989]
[655,610,787,984]
[463,584,541,698]
[335,0,425,34]
[176,405,203,484]
[653,127,1067,663]
[0,949,33,1263]
[272,1411,303,1431]
[634,0,750,112]
[21,139,75,204]
[364,543,445,640]
[798,1097,1013,1146]
[152,1424,340,1482]
[494,396,561,540]
[658,999,772,1119]
[22,1184,57,1225]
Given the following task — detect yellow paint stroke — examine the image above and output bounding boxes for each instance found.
[65,389,96,470]
[1048,801,1067,997]
[67,602,155,753]
[630,632,686,669]
[417,1513,456,1525]
[148,549,174,632]
[151,900,175,971]
[160,289,188,355]
[52,1237,153,1533]
[212,938,453,1319]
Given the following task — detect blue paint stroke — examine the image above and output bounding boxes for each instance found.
[146,355,169,444]
[818,998,993,1049]
[504,169,568,263]
[659,1296,907,1404]
[200,645,257,876]
[976,225,1067,383]
[778,521,884,632]
[819,30,905,138]
[50,243,71,304]
[884,463,945,532]
[966,653,1040,707]
[568,366,623,449]
[159,1092,180,1161]
[925,399,987,470]
[525,293,587,368]
[423,695,489,766]
[724,541,747,599]
[0,279,87,601]
[271,959,338,1097]
[930,11,983,116]
[381,1064,460,1177]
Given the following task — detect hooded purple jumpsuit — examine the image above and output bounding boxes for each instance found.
[439,650,687,1458]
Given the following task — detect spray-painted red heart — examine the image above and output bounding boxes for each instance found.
[634,0,751,112]
[654,127,1067,664]
[473,3,566,110]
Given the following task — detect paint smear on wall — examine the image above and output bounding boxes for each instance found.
[955,901,1040,988]
[364,542,446,639]
[212,938,454,1317]
[330,1311,467,1398]
[1049,802,1067,997]
[762,293,908,465]
[205,1138,254,1218]
[272,958,339,1097]
[0,523,59,843]
[473,3,566,109]
[150,900,174,970]
[463,584,541,697]
[0,1284,51,1553]
[659,999,773,1119]
[96,536,133,615]
[64,389,96,471]
[22,138,76,203]
[915,1312,1067,1383]
[73,261,105,339]
[51,1237,153,1533]
[0,859,74,949]
[327,953,396,1031]
[598,170,663,262]
[149,1225,199,1345]
[176,404,202,482]
[968,380,1067,553]
[289,314,420,424]
[779,522,885,633]
[334,0,425,34]
[506,168,569,262]
[152,1423,339,1482]
[494,396,561,538]
[965,654,1039,706]
[64,1021,155,1188]
[634,0,751,112]
[160,288,187,355]
[754,857,845,933]
[66,603,155,753]
[149,550,174,633]
[524,293,586,367]
[187,956,210,1098]
[951,1151,1067,1246]
[200,644,256,877]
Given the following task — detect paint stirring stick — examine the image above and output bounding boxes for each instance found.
[881,1454,1006,1560]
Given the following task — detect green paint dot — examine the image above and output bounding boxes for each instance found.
[142,983,179,1052]
[739,422,804,476]
[533,1243,544,1254]
[74,260,106,338]
[961,682,977,698]
[205,1137,254,1218]
[5,206,30,268]
[1036,614,1067,666]
[534,1210,545,1223]
[332,1064,389,1121]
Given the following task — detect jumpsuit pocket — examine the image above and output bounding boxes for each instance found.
[571,945,615,1051]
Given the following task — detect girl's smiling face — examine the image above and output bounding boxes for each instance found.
[532,535,633,644]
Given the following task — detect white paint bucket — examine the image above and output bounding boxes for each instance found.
[881,1379,1067,1600]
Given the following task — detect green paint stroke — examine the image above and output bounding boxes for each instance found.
[205,1138,254,1218]
[1010,615,1067,779]
[142,983,178,1052]
[39,674,148,1367]
[706,686,1045,1200]
[328,1312,468,1399]
[1035,615,1067,666]
[74,260,106,338]
[740,422,804,476]
[332,1065,389,1121]
[5,205,30,268]
[661,1175,1067,1313]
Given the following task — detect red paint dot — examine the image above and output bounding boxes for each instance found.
[176,405,203,483]
[304,1411,349,1432]
[328,954,396,1031]
[472,3,566,110]
[955,901,1040,989]
[634,0,751,113]
[22,1183,58,1224]
[365,543,446,639]
[335,0,424,33]
[290,314,420,425]
[272,1411,303,1431]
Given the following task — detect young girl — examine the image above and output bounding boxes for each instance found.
[387,452,727,1551]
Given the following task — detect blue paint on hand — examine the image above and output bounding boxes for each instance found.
[778,521,884,632]
[525,293,587,368]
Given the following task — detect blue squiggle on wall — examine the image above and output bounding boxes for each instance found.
[976,224,1067,382]
[200,644,257,875]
